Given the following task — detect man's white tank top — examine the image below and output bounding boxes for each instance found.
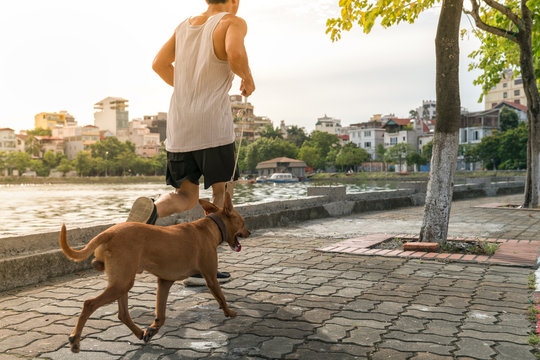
[166,12,235,152]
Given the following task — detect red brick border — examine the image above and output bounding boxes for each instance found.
[316,233,540,268]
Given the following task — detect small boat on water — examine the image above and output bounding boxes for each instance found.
[265,173,299,183]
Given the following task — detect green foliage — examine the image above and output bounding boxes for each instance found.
[499,107,519,132]
[375,143,386,161]
[406,151,427,167]
[5,151,31,175]
[459,144,480,164]
[258,124,283,139]
[27,128,52,136]
[30,159,49,177]
[466,0,540,99]
[476,122,528,169]
[42,151,57,170]
[335,143,369,169]
[385,143,416,167]
[24,136,43,157]
[57,158,73,175]
[285,126,309,148]
[244,137,299,171]
[421,141,433,162]
[308,131,340,159]
[298,143,323,169]
[326,0,437,41]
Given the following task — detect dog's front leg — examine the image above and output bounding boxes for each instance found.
[203,275,237,318]
[143,278,174,343]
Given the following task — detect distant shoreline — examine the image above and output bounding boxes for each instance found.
[0,176,165,185]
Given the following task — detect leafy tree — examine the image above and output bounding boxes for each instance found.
[327,0,464,245]
[298,143,323,169]
[409,109,419,119]
[57,158,73,175]
[406,151,428,171]
[245,137,299,171]
[499,106,519,132]
[385,143,416,171]
[326,147,340,167]
[285,125,309,148]
[25,136,43,157]
[459,144,481,167]
[465,0,540,207]
[27,128,51,136]
[75,152,94,176]
[258,124,283,139]
[421,141,433,163]
[43,150,57,170]
[309,131,340,159]
[476,133,502,169]
[497,121,528,169]
[6,151,31,175]
[0,151,6,175]
[375,144,387,171]
[30,159,49,177]
[335,143,369,170]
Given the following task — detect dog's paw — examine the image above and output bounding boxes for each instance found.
[226,310,237,318]
[143,327,157,343]
[68,336,80,353]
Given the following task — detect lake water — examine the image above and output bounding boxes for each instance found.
[0,181,397,237]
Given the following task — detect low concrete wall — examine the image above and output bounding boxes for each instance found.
[0,179,526,293]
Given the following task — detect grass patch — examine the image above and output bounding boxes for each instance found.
[375,237,501,256]
[530,273,537,290]
[529,332,539,346]
[529,306,539,321]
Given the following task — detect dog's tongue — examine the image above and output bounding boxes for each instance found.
[235,242,242,252]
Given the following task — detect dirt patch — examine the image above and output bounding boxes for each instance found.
[373,237,501,256]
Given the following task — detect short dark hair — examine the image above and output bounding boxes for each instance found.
[207,0,228,4]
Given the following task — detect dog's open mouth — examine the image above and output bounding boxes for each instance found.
[231,234,242,252]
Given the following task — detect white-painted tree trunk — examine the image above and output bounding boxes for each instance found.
[419,132,459,242]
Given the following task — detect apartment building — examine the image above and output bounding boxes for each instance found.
[345,121,385,160]
[35,112,66,130]
[143,112,167,142]
[230,95,272,141]
[117,120,161,158]
[315,114,341,135]
[383,118,417,148]
[94,97,129,135]
[485,69,527,110]
[52,125,100,160]
[0,128,17,153]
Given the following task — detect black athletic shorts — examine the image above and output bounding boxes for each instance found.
[166,142,240,189]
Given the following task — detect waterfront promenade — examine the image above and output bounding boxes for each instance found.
[0,193,538,359]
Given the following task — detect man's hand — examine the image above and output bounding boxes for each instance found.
[240,78,255,97]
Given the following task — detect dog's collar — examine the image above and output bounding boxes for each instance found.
[206,213,227,243]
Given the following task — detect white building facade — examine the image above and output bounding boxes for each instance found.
[94,97,129,136]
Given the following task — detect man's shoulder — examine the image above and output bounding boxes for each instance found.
[221,14,247,27]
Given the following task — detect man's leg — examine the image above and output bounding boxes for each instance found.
[184,181,235,287]
[126,179,199,224]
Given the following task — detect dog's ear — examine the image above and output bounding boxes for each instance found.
[199,199,219,215]
[223,191,233,215]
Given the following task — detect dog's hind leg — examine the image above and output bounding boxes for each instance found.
[202,275,237,318]
[143,278,174,343]
[69,285,126,353]
[118,293,144,340]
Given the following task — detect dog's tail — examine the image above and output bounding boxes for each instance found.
[59,224,113,262]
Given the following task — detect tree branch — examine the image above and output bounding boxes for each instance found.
[482,0,523,30]
[465,0,519,43]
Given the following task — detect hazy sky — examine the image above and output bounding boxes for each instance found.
[0,0,484,133]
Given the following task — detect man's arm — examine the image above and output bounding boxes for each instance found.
[225,17,255,97]
[152,32,176,87]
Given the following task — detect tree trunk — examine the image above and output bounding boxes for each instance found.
[419,0,463,244]
[518,0,540,208]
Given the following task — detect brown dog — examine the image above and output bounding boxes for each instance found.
[59,192,249,353]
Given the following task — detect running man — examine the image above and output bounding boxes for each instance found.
[127,0,255,285]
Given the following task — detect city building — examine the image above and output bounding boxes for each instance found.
[16,134,28,153]
[94,97,129,135]
[315,114,341,135]
[256,157,307,178]
[143,112,167,142]
[53,125,100,160]
[0,128,17,153]
[59,110,77,126]
[117,120,161,158]
[416,100,437,120]
[485,69,527,109]
[383,118,417,148]
[34,136,64,157]
[34,112,66,130]
[494,101,528,122]
[344,121,385,160]
[230,95,272,141]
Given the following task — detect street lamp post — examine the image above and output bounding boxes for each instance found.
[105,151,109,177]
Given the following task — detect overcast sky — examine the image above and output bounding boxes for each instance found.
[0,0,485,133]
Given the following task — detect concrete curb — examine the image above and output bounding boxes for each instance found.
[0,181,525,293]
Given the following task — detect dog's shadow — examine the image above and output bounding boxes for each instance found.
[99,283,317,359]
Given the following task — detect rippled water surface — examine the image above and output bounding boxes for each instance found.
[0,181,396,237]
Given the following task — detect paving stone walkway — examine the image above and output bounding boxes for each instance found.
[0,194,538,359]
